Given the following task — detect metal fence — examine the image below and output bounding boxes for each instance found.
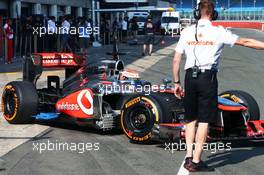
[179,8,264,21]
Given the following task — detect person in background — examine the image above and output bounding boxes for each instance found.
[100,20,106,45]
[106,20,110,44]
[4,18,14,64]
[112,19,118,33]
[142,16,154,56]
[47,16,57,52]
[85,18,92,45]
[131,17,139,42]
[78,17,90,54]
[68,16,78,52]
[121,17,128,43]
[60,16,72,52]
[25,16,33,55]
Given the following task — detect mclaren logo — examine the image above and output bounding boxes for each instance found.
[77,90,94,115]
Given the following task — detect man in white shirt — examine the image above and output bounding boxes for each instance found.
[121,18,128,42]
[47,16,57,52]
[48,17,56,34]
[79,17,91,54]
[60,16,71,52]
[173,0,264,172]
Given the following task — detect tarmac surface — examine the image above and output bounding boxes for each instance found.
[0,29,264,175]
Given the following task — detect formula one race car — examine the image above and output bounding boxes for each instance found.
[2,52,264,143]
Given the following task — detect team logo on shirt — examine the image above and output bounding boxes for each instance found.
[187,40,214,46]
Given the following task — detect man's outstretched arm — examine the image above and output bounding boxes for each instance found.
[235,38,264,50]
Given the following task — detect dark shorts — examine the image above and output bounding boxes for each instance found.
[122,30,127,37]
[144,34,154,45]
[79,37,89,48]
[61,34,69,46]
[184,69,218,123]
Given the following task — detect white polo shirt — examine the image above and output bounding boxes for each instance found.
[61,20,70,34]
[175,19,239,70]
[122,20,128,31]
[48,20,56,34]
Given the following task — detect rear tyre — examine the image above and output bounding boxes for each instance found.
[219,90,260,121]
[2,81,38,124]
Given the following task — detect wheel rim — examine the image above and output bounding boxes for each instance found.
[3,89,18,119]
[129,107,151,130]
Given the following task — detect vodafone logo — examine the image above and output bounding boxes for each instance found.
[56,88,94,118]
[77,90,93,115]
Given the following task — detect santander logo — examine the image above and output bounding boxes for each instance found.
[61,53,74,64]
[77,90,93,115]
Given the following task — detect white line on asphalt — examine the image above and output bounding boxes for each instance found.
[177,158,190,175]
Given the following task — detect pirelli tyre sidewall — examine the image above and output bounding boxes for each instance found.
[2,81,38,124]
[121,95,163,143]
[220,90,260,121]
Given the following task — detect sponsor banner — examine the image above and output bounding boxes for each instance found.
[34,53,83,67]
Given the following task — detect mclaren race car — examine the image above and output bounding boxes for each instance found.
[2,52,264,143]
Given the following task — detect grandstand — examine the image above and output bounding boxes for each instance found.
[175,0,264,20]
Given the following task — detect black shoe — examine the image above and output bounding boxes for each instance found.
[185,161,215,172]
[148,53,152,56]
[183,157,193,169]
[142,53,145,56]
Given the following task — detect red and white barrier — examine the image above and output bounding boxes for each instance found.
[212,21,264,32]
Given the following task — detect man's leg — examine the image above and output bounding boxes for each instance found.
[192,122,209,163]
[184,70,197,158]
[142,44,146,55]
[185,120,197,158]
[149,44,153,55]
[8,39,13,63]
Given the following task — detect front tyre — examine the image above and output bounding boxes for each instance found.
[2,81,38,124]
[121,93,177,143]
[121,96,159,143]
[219,90,260,121]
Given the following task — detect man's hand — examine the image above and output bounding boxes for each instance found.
[174,83,184,99]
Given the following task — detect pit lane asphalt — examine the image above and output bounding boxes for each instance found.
[1,29,264,175]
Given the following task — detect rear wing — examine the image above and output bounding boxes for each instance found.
[23,53,86,84]
[32,53,86,68]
